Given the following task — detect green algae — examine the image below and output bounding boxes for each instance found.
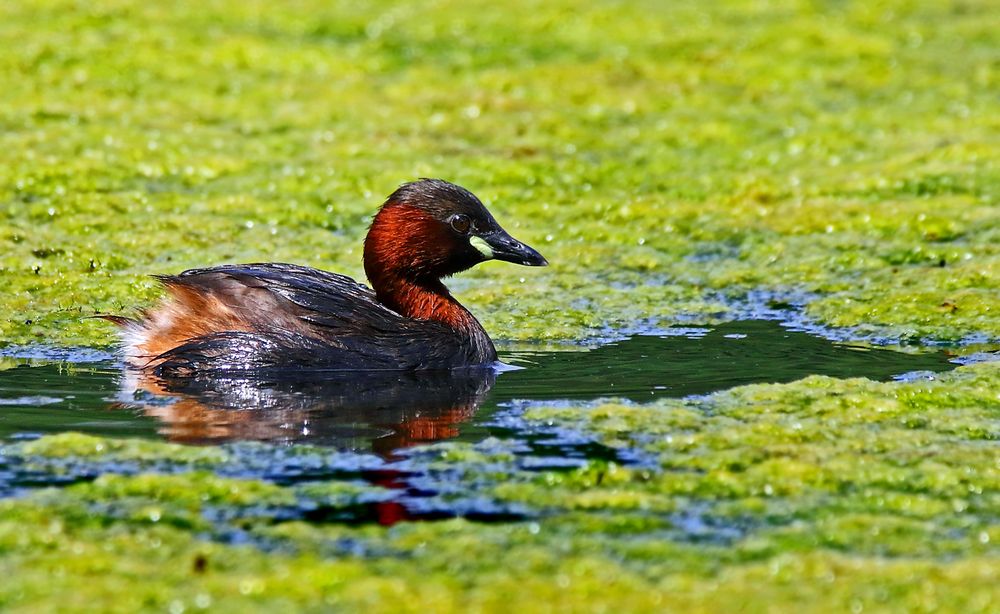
[20,432,229,464]
[1,0,999,610]
[2,362,999,611]
[1,0,998,346]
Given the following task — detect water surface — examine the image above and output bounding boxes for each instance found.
[0,320,957,455]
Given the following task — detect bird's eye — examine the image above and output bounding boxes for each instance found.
[449,214,472,234]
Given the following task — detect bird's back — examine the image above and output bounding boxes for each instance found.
[119,263,496,376]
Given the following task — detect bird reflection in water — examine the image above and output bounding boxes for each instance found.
[119,368,497,458]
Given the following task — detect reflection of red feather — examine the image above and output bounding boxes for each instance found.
[373,502,409,526]
[366,470,413,526]
[118,365,490,454]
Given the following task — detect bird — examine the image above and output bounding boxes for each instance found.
[108,179,547,377]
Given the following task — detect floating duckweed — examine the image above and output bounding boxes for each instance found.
[0,363,996,609]
[0,0,998,610]
[21,433,229,464]
[0,0,997,347]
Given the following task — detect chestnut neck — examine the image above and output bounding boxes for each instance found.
[363,204,482,335]
[371,275,480,332]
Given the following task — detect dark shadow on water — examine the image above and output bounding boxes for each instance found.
[131,369,496,456]
[0,320,959,455]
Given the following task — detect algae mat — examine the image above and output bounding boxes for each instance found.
[0,0,996,345]
[1,0,999,612]
[1,361,999,612]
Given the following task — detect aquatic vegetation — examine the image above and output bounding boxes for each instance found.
[1,362,999,611]
[1,0,998,611]
[0,0,997,346]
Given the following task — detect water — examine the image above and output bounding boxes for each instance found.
[0,320,957,455]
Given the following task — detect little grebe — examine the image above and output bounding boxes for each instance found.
[114,179,547,375]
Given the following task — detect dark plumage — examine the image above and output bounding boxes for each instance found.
[114,179,547,376]
[144,263,486,375]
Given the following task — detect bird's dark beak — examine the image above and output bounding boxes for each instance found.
[471,230,548,267]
